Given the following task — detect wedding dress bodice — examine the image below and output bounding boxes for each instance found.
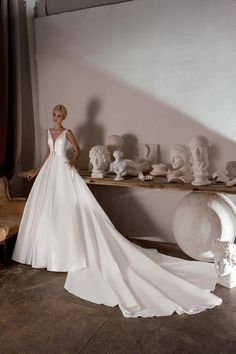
[48,128,68,157]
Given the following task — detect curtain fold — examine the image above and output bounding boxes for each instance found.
[0,0,34,196]
[0,0,15,180]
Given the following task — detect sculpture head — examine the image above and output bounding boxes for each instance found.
[189,135,210,162]
[212,240,236,276]
[89,145,111,171]
[170,144,191,170]
[52,104,68,122]
[113,150,123,160]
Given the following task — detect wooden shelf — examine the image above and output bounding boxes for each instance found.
[79,170,236,195]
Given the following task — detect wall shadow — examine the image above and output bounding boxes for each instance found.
[75,98,104,169]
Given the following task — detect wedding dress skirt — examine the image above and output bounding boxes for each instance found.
[12,128,222,317]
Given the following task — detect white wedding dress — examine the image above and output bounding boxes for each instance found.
[12,128,222,317]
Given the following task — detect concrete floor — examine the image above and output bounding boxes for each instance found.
[1,256,236,354]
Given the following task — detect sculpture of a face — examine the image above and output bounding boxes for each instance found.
[113,150,123,160]
[191,145,205,161]
[171,152,185,170]
[170,145,190,170]
[89,155,102,170]
[189,136,209,162]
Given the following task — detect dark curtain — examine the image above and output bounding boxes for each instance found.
[0,0,14,179]
[0,0,34,189]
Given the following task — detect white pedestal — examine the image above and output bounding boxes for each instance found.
[218,270,236,288]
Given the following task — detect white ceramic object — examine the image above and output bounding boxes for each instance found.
[109,156,150,177]
[167,144,193,183]
[189,135,211,186]
[150,163,168,176]
[212,170,230,183]
[173,192,236,262]
[213,162,236,186]
[109,150,128,181]
[225,162,236,186]
[123,159,150,176]
[227,178,236,187]
[226,161,236,179]
[138,172,153,181]
[212,240,236,288]
[130,144,159,165]
[89,145,111,178]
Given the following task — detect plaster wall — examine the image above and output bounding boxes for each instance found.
[34,0,236,242]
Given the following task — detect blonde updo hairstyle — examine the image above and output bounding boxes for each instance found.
[53,104,68,119]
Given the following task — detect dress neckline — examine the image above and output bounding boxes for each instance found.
[49,128,67,144]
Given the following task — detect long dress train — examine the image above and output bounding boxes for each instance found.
[12,128,222,317]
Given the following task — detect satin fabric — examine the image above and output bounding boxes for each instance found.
[12,128,222,317]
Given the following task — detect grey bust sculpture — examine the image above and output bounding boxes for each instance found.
[189,135,211,186]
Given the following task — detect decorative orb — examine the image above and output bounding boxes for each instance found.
[173,192,236,262]
[105,135,124,152]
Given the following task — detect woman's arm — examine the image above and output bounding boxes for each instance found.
[66,129,80,168]
[28,130,50,181]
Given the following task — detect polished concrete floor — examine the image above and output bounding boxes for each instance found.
[1,249,236,354]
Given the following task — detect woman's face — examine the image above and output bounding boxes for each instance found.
[52,110,64,123]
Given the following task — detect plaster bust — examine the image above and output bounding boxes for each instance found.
[189,135,211,186]
[167,144,193,183]
[109,149,150,178]
[89,145,111,178]
[109,150,128,181]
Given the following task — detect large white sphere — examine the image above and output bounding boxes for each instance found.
[105,135,124,149]
[173,192,236,262]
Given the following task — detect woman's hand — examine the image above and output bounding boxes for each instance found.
[27,170,38,181]
[65,159,73,169]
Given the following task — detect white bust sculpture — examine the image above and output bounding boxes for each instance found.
[109,149,151,178]
[89,145,111,178]
[109,150,128,181]
[189,135,211,186]
[167,144,193,183]
[211,240,236,288]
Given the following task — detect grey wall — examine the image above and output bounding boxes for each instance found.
[34,0,236,242]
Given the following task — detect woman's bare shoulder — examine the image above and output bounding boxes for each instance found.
[66,129,75,138]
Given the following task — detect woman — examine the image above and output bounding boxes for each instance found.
[12,104,222,318]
